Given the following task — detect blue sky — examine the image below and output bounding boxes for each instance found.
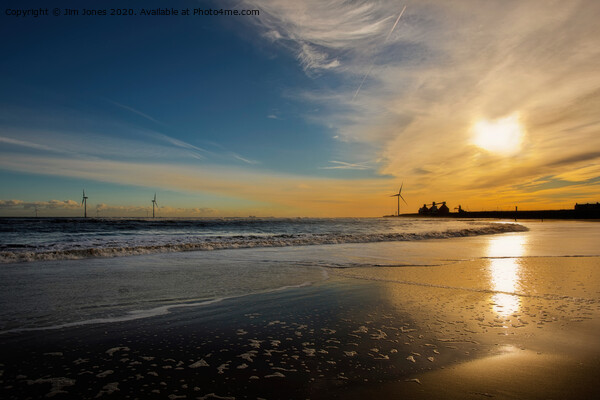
[1,0,599,216]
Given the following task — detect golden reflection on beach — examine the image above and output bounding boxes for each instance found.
[486,234,527,317]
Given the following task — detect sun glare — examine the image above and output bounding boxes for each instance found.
[472,113,524,155]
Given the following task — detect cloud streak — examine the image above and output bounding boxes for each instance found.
[0,154,394,216]
[320,160,373,170]
[245,0,600,208]
[0,199,80,210]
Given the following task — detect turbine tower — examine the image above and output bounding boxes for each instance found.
[152,193,158,218]
[81,190,88,218]
[390,183,407,216]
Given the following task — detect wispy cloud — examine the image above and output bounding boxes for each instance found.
[246,0,600,207]
[230,153,260,165]
[0,122,258,167]
[246,0,393,73]
[320,160,372,170]
[108,100,164,125]
[0,136,64,153]
[0,154,394,216]
[298,43,340,72]
[146,131,211,159]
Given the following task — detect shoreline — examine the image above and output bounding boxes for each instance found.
[2,253,599,399]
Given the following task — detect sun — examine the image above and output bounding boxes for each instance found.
[472,113,524,155]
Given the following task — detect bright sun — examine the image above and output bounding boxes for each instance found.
[472,113,524,155]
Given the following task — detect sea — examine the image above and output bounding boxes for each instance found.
[0,217,598,334]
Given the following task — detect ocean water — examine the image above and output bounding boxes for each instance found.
[0,217,525,263]
[0,217,597,334]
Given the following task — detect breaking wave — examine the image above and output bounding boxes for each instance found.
[0,223,527,263]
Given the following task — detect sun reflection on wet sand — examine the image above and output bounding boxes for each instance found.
[486,234,527,317]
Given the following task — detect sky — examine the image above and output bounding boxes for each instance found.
[1,0,599,217]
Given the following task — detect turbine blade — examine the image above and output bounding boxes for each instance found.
[400,195,407,204]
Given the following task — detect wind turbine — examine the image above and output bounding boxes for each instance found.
[81,190,88,218]
[152,193,158,218]
[390,183,407,216]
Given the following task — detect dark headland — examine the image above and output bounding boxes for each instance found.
[385,202,600,219]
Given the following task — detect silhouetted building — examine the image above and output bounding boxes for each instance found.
[574,202,600,211]
[419,204,429,214]
[429,201,438,214]
[438,201,449,215]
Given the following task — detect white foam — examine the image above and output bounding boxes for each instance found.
[106,347,129,356]
[0,298,224,335]
[238,351,258,363]
[217,363,230,374]
[189,359,209,368]
[265,371,285,378]
[0,222,529,264]
[0,278,321,335]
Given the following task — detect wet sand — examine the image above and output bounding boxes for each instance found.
[1,254,599,399]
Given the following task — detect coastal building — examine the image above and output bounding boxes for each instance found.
[429,201,438,214]
[574,202,600,211]
[438,202,450,215]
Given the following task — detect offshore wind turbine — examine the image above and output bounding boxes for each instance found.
[152,193,158,218]
[81,190,88,218]
[390,183,407,216]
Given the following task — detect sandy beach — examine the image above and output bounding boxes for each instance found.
[1,260,599,399]
[1,221,599,399]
